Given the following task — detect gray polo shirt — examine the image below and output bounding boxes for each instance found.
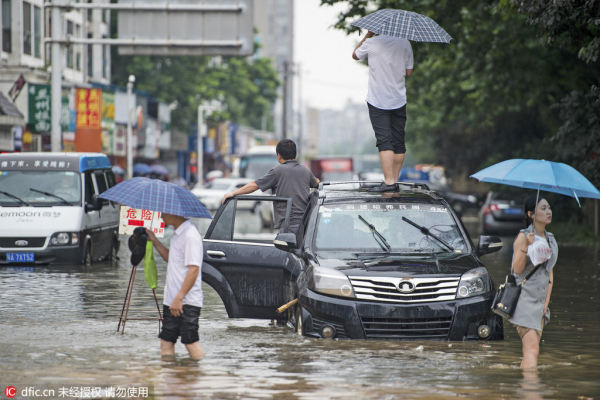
[255,160,317,229]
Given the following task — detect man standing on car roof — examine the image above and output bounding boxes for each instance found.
[222,139,319,234]
[353,31,414,192]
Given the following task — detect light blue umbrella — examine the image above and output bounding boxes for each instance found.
[99,177,211,218]
[352,9,452,43]
[471,159,600,207]
[132,163,152,175]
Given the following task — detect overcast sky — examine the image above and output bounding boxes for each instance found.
[294,0,369,111]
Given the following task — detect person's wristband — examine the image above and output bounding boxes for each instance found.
[520,249,527,254]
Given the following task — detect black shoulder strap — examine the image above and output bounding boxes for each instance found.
[524,261,545,282]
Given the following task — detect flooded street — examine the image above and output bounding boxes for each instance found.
[1,215,599,399]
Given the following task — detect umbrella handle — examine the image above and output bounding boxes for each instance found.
[533,186,540,236]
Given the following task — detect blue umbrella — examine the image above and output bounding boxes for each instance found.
[99,177,211,218]
[132,163,152,175]
[150,164,170,176]
[352,9,452,43]
[471,159,600,207]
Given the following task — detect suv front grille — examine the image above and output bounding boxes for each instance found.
[349,276,459,303]
[361,316,453,339]
[0,237,46,248]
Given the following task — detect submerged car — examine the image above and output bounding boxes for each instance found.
[479,191,527,236]
[201,181,504,340]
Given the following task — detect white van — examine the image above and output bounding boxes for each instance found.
[235,146,280,179]
[0,153,120,266]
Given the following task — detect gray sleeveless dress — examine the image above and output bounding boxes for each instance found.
[508,225,559,331]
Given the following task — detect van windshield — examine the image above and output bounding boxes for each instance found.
[0,171,81,206]
[240,155,279,179]
[314,202,467,254]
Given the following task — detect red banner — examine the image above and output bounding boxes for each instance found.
[75,88,102,129]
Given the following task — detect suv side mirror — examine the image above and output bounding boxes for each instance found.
[273,232,297,251]
[86,194,103,212]
[477,235,502,256]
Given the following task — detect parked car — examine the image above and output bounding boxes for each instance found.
[202,181,504,340]
[191,178,274,227]
[0,153,120,266]
[480,191,527,236]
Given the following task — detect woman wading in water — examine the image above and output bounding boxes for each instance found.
[509,195,558,369]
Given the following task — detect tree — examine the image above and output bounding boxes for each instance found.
[111,52,280,133]
[320,0,594,179]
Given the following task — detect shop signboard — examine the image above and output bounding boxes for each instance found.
[102,92,115,154]
[28,84,51,133]
[75,88,102,129]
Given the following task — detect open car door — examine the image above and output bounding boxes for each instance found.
[202,196,299,320]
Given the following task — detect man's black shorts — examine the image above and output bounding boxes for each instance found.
[367,102,407,154]
[158,304,201,344]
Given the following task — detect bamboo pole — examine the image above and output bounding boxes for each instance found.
[277,298,298,314]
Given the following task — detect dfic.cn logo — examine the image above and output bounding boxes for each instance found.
[5,386,17,398]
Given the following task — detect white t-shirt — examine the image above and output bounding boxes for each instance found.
[355,36,414,110]
[163,220,204,307]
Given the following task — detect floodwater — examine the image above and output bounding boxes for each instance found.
[1,215,599,400]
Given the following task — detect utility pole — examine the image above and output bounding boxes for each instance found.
[282,61,289,139]
[50,0,64,152]
[126,75,135,180]
[197,101,222,184]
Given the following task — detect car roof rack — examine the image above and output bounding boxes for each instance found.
[318,180,431,192]
[318,180,431,191]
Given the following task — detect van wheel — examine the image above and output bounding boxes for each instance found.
[82,244,92,267]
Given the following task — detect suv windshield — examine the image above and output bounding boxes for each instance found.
[314,202,466,253]
[0,171,81,205]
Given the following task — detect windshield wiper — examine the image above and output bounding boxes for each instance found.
[0,190,29,206]
[401,216,455,252]
[29,188,71,205]
[358,215,391,252]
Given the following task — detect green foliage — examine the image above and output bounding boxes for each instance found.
[111,53,280,133]
[551,91,600,187]
[320,0,594,178]
[508,0,600,65]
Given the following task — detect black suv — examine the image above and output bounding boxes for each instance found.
[201,181,504,340]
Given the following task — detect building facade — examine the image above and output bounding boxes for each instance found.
[0,0,111,151]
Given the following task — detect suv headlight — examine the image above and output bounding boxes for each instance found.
[309,267,356,298]
[49,232,79,246]
[457,267,490,298]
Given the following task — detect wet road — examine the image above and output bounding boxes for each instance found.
[1,214,599,399]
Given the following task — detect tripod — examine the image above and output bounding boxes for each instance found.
[117,264,162,334]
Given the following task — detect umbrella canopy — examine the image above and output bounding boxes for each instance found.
[471,159,600,206]
[133,163,152,175]
[99,177,211,218]
[112,165,125,175]
[150,164,170,176]
[352,9,452,43]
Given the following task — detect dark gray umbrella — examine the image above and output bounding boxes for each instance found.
[352,9,452,43]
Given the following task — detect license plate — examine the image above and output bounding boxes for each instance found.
[504,208,522,215]
[6,252,35,263]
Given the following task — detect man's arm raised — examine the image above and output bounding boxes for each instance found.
[221,181,260,204]
[352,31,375,60]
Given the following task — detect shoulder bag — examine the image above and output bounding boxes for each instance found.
[491,235,551,318]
